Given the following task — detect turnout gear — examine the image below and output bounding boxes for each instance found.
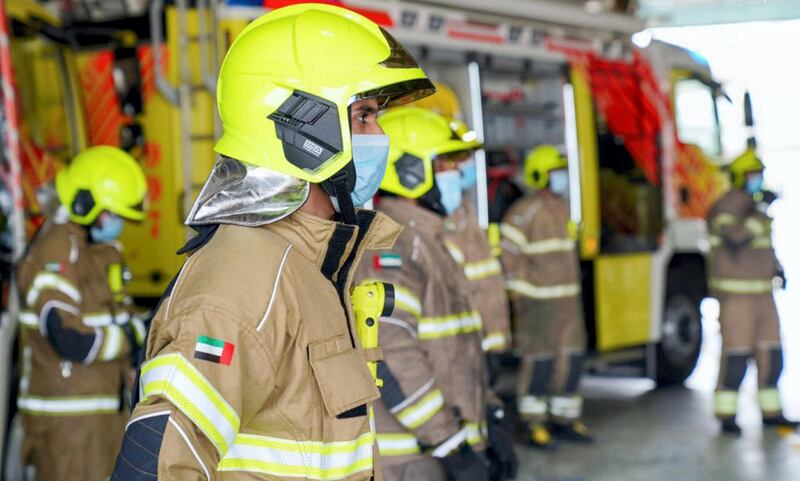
[17,210,145,481]
[708,185,789,424]
[55,145,147,225]
[114,210,402,481]
[114,5,432,481]
[501,188,587,433]
[443,202,511,353]
[523,145,568,191]
[358,199,488,476]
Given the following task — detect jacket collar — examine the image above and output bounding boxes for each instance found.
[266,208,402,280]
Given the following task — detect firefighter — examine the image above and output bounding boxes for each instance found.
[709,149,796,434]
[110,4,434,480]
[359,107,516,481]
[501,145,591,449]
[442,120,512,357]
[16,145,148,481]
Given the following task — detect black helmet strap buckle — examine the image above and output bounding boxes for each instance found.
[323,168,357,225]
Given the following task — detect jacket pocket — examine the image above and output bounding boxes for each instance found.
[309,335,380,418]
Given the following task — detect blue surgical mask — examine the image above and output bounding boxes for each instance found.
[549,169,569,196]
[90,213,124,242]
[745,173,764,194]
[350,134,390,207]
[435,170,463,216]
[459,159,477,191]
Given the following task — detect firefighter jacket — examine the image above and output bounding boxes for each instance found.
[442,201,511,352]
[116,209,401,481]
[708,189,779,296]
[357,198,488,468]
[500,191,583,350]
[17,212,144,418]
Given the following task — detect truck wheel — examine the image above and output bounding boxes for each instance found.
[656,291,702,386]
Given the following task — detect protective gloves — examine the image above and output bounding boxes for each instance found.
[438,444,489,481]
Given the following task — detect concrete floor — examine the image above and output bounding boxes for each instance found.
[505,302,800,481]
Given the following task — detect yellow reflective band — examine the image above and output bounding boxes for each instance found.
[98,325,125,361]
[18,394,120,416]
[714,390,738,416]
[82,311,131,327]
[709,235,772,249]
[464,421,484,446]
[377,433,421,456]
[481,331,508,352]
[218,431,374,480]
[131,319,147,346]
[550,395,582,419]
[444,240,465,265]
[500,223,528,249]
[397,389,445,429]
[744,217,767,237]
[518,395,548,416]
[711,213,737,231]
[758,388,781,414]
[464,258,503,281]
[710,278,773,294]
[26,272,81,307]
[521,238,575,256]
[141,353,240,456]
[506,279,580,300]
[418,311,482,340]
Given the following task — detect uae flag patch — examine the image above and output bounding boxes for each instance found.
[373,253,402,270]
[194,336,235,365]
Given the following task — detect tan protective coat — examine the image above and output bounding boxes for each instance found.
[442,201,511,352]
[357,198,488,469]
[128,210,401,481]
[17,217,140,481]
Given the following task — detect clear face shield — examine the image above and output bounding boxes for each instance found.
[185,156,310,227]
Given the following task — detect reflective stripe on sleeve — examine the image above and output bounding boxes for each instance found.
[140,352,240,456]
[464,421,484,446]
[18,394,120,416]
[98,325,125,361]
[481,331,509,352]
[501,224,574,256]
[444,240,465,265]
[711,213,737,231]
[394,286,422,318]
[709,235,772,249]
[418,311,482,340]
[377,433,421,456]
[709,278,773,294]
[218,431,374,480]
[19,311,38,328]
[506,279,580,300]
[500,223,528,248]
[464,258,503,281]
[26,272,81,306]
[396,389,445,430]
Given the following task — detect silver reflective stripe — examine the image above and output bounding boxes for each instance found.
[377,433,420,456]
[26,272,81,306]
[19,311,39,327]
[518,395,547,415]
[218,431,375,480]
[519,238,575,255]
[393,286,421,318]
[418,311,482,340]
[549,396,582,419]
[431,426,469,458]
[464,258,502,281]
[98,325,125,361]
[506,279,580,299]
[18,394,119,415]
[481,332,507,352]
[444,240,465,265]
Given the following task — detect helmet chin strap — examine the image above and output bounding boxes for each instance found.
[323,169,358,225]
[417,182,446,217]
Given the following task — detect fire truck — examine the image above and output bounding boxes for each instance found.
[0,0,729,473]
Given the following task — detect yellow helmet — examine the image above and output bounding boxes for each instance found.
[55,146,147,225]
[524,145,568,190]
[728,148,765,189]
[214,3,434,184]
[412,81,462,119]
[379,107,476,199]
[448,118,482,150]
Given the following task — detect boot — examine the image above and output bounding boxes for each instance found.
[528,423,556,450]
[763,414,800,429]
[552,419,594,444]
[720,417,741,435]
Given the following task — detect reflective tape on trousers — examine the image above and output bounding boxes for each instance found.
[218,431,374,480]
[758,388,781,413]
[714,390,738,416]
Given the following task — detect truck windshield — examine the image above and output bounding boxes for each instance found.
[674,78,722,158]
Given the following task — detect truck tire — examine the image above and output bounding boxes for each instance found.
[656,289,702,386]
